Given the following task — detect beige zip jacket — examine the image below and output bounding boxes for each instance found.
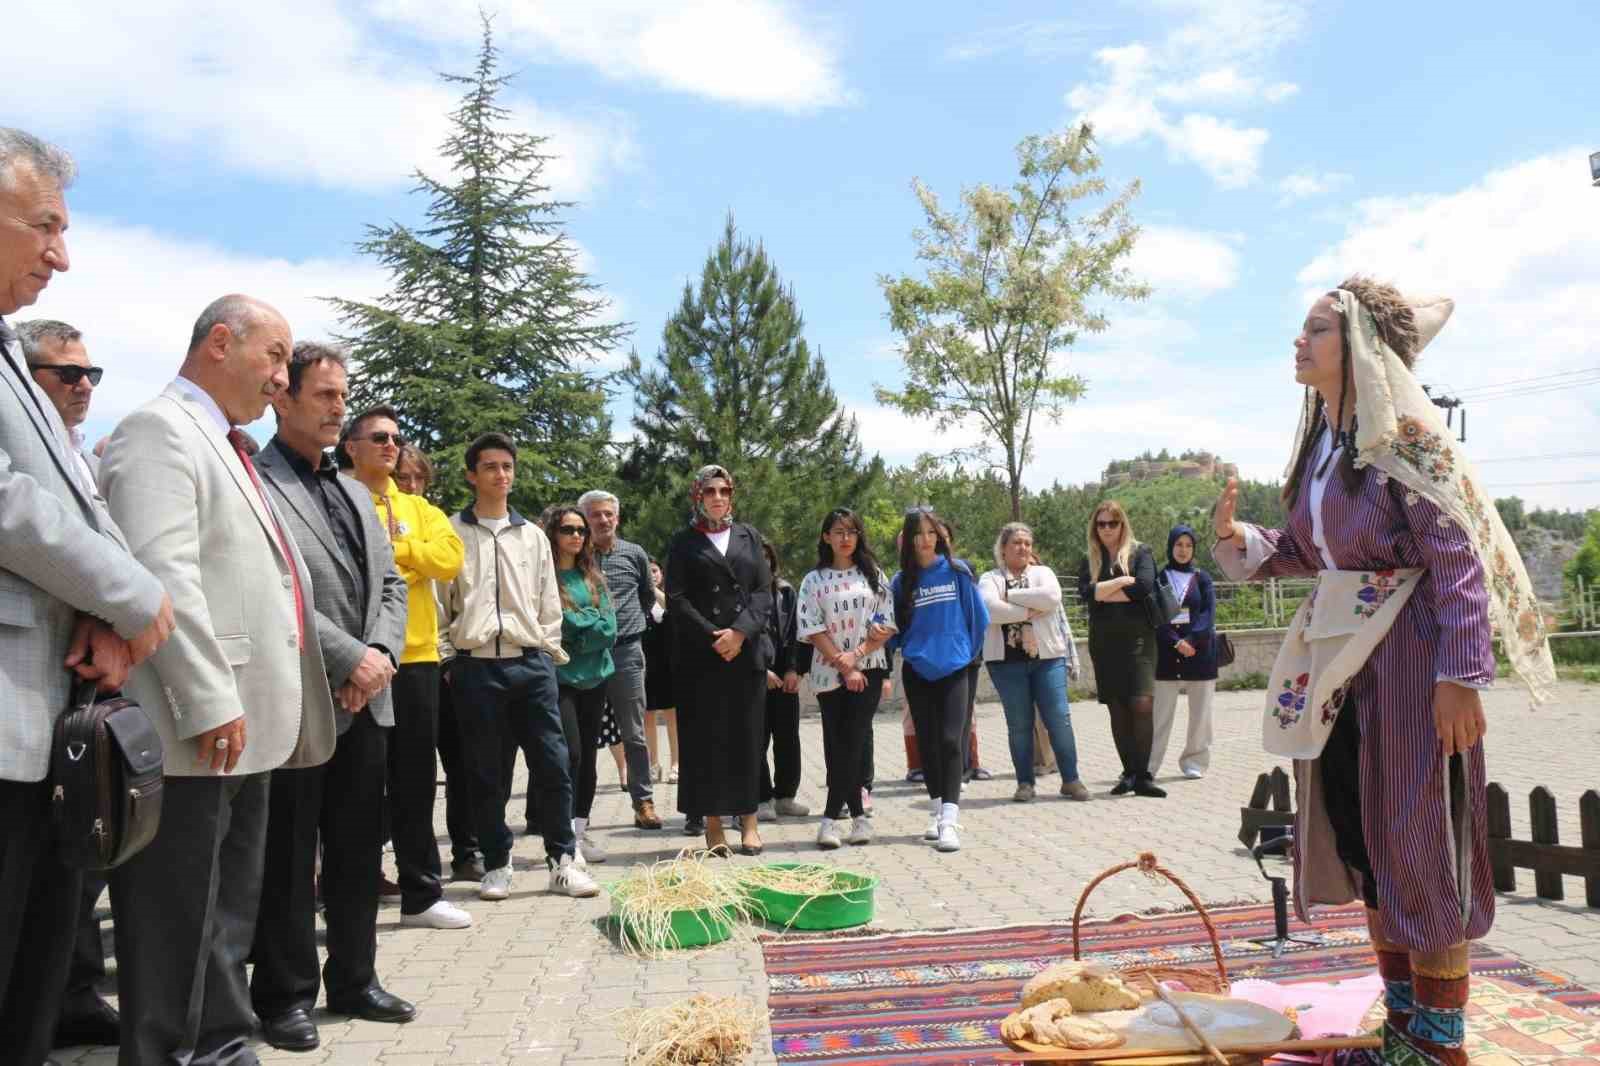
[444,507,568,663]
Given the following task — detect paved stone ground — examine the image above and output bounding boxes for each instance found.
[67,680,1599,1065]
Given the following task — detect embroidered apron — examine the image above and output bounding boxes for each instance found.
[1263,568,1422,759]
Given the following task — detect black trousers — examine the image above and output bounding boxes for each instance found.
[251,713,387,1018]
[817,671,886,818]
[1320,694,1380,908]
[903,663,969,806]
[388,662,444,914]
[111,773,269,1066]
[759,687,802,803]
[0,779,82,1066]
[559,684,608,821]
[437,662,479,863]
[66,872,108,999]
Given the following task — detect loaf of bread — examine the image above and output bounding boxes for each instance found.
[1020,961,1142,1012]
[1001,998,1124,1050]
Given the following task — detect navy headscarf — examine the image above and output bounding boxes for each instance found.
[1166,524,1198,573]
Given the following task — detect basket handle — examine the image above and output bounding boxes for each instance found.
[1070,852,1227,988]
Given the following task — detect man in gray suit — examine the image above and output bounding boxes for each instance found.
[249,340,413,1051]
[17,317,124,1050]
[101,294,338,1066]
[1,127,175,1066]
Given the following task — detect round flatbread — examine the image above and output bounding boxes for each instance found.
[1020,962,1142,1012]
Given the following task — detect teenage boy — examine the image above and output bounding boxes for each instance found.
[443,433,598,900]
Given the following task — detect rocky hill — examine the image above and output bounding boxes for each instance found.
[1103,450,1238,488]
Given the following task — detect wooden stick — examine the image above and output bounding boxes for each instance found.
[1005,1035,1383,1062]
[1153,985,1228,1066]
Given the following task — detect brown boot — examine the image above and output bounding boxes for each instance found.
[633,799,663,830]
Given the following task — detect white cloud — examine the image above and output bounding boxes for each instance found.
[1064,0,1304,188]
[1295,150,1600,509]
[28,215,388,438]
[944,19,1100,63]
[1277,170,1354,205]
[374,0,851,112]
[10,3,637,197]
[1126,226,1243,297]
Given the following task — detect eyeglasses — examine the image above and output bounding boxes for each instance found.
[701,486,733,498]
[556,525,588,537]
[358,431,404,447]
[30,364,103,386]
[826,528,859,538]
[1096,519,1122,529]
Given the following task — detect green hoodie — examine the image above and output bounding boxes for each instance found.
[556,568,617,689]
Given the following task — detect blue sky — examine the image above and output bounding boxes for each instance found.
[14,0,1600,509]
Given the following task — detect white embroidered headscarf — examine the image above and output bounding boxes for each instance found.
[1284,288,1557,705]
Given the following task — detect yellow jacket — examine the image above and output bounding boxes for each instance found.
[368,478,464,663]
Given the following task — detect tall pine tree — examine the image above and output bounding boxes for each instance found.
[331,16,628,514]
[621,215,881,567]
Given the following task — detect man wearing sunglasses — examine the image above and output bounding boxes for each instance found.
[19,319,101,481]
[16,317,125,1050]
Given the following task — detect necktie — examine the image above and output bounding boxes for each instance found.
[229,429,305,651]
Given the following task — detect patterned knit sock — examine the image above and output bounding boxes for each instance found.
[1372,937,1415,1035]
[1385,946,1469,1066]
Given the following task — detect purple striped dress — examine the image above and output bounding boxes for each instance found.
[1217,462,1496,954]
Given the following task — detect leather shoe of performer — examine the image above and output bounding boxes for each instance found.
[261,1007,320,1051]
[53,991,121,1047]
[327,985,417,1024]
[633,799,664,830]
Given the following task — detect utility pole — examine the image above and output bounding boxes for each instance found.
[1422,385,1466,443]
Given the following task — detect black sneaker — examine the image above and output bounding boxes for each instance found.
[1110,773,1136,796]
[682,816,704,836]
[451,856,486,882]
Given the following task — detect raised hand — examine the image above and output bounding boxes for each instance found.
[1213,477,1241,541]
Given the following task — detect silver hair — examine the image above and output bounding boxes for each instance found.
[188,294,266,353]
[577,489,621,515]
[992,521,1035,570]
[14,319,83,363]
[0,128,77,192]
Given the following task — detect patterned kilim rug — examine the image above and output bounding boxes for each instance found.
[761,903,1600,1065]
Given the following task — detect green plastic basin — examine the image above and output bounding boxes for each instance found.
[609,893,736,951]
[745,864,877,930]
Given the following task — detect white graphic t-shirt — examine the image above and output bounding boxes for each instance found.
[796,565,897,694]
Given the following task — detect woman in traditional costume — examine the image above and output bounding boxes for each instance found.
[1212,276,1555,1066]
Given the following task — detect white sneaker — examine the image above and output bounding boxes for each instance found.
[578,831,607,864]
[775,797,811,817]
[1183,767,1206,779]
[924,815,940,841]
[548,853,600,897]
[846,815,872,845]
[479,865,513,901]
[816,819,842,850]
[935,820,962,853]
[400,899,473,929]
[756,801,777,822]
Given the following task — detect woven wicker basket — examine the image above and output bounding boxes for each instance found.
[1071,852,1229,997]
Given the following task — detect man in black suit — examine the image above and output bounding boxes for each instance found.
[249,341,412,1051]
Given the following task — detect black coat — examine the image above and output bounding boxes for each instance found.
[1154,566,1219,682]
[664,522,774,815]
[762,580,800,677]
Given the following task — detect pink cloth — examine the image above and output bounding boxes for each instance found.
[1226,974,1382,1058]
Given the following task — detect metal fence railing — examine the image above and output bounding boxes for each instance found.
[1062,576,1598,636]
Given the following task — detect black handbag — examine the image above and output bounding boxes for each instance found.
[1144,560,1183,629]
[1215,632,1237,667]
[51,678,165,870]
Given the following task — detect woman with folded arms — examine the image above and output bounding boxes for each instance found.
[797,508,896,850]
[979,523,1091,803]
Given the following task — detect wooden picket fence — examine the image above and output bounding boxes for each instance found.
[1485,783,1600,907]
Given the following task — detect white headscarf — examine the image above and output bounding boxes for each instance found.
[1284,289,1556,705]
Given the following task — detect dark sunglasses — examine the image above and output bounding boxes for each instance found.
[701,485,733,498]
[358,431,404,447]
[556,524,588,536]
[1096,519,1122,529]
[31,364,103,386]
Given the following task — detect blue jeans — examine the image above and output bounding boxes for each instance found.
[986,657,1079,786]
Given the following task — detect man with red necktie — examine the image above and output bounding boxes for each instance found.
[99,294,337,1066]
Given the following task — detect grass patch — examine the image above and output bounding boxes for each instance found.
[1218,671,1270,691]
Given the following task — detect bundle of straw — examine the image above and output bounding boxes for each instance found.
[732,863,843,896]
[621,995,756,1066]
[610,850,753,958]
